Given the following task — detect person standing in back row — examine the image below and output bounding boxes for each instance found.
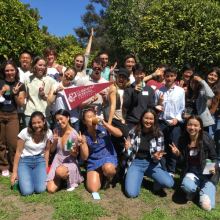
[154,66,185,178]
[123,63,163,130]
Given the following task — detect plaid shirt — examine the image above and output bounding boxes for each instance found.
[124,128,164,175]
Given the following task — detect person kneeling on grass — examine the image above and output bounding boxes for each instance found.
[46,109,84,193]
[77,109,122,192]
[11,111,52,196]
[170,115,219,211]
[124,109,174,198]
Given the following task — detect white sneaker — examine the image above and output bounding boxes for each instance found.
[66,180,75,192]
[153,181,162,191]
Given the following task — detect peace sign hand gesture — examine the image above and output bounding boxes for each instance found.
[53,130,59,143]
[39,81,45,96]
[124,136,131,152]
[169,142,180,156]
[110,62,117,74]
[77,131,84,146]
[154,149,167,160]
[158,92,164,105]
[13,82,23,95]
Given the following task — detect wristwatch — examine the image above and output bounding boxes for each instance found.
[53,92,58,95]
[59,72,63,76]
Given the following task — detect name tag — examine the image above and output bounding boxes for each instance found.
[3,100,11,105]
[190,150,198,156]
[98,132,106,138]
[142,91,148,96]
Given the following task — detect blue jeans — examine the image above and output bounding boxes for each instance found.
[181,166,216,210]
[158,121,182,174]
[17,155,47,196]
[125,158,174,198]
[209,113,220,161]
[24,115,51,129]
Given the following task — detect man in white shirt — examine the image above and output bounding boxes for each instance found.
[18,51,33,129]
[77,56,108,120]
[43,47,67,126]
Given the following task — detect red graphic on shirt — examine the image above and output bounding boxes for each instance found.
[63,81,115,110]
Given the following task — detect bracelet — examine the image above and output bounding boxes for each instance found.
[59,73,63,76]
[110,74,114,76]
[14,93,19,96]
[151,73,156,78]
[53,92,58,95]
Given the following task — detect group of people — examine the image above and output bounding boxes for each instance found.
[0,28,219,212]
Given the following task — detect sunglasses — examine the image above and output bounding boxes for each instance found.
[82,108,94,113]
[64,74,74,81]
[92,68,102,72]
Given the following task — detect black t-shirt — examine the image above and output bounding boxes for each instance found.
[0,79,25,112]
[136,132,151,159]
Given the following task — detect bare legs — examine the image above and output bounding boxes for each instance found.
[47,165,69,193]
[86,163,116,193]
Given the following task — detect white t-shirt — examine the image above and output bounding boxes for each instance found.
[46,65,67,84]
[129,74,135,84]
[17,68,33,113]
[18,127,52,157]
[47,65,66,114]
[54,82,79,123]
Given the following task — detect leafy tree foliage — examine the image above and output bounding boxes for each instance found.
[74,0,117,63]
[0,0,44,63]
[107,0,220,74]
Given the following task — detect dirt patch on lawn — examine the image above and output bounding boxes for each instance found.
[0,184,55,220]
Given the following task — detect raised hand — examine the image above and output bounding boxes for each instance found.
[124,136,131,151]
[178,79,184,88]
[154,68,164,77]
[55,65,64,75]
[99,90,107,100]
[110,62,117,74]
[135,84,142,92]
[154,149,167,160]
[53,129,59,143]
[39,81,45,96]
[55,86,64,93]
[91,94,98,103]
[1,85,10,94]
[13,82,23,94]
[169,142,180,156]
[158,92,164,105]
[77,131,84,145]
[194,76,203,83]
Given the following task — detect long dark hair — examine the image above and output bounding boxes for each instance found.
[79,109,96,134]
[28,111,48,135]
[183,115,203,152]
[54,109,75,129]
[204,67,220,104]
[186,73,203,100]
[134,109,161,140]
[0,60,20,81]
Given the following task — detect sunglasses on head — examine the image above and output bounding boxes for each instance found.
[82,108,94,113]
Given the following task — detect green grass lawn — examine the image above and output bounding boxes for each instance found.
[0,169,220,220]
